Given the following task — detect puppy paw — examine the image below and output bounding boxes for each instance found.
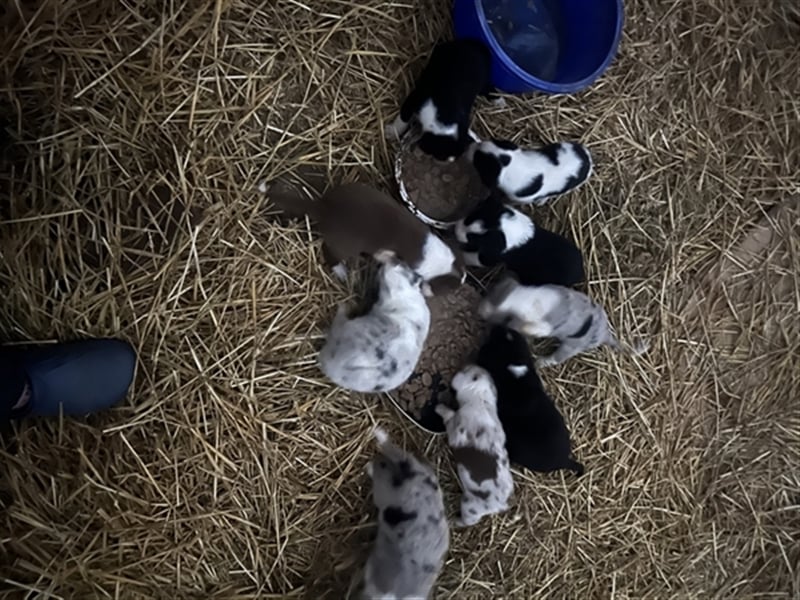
[535,356,558,368]
[373,249,396,264]
[384,122,400,140]
[630,338,650,355]
[373,426,389,446]
[490,96,507,108]
[521,320,554,338]
[455,514,478,528]
[421,282,434,297]
[434,404,455,422]
[331,263,349,281]
[477,301,494,320]
[384,116,407,141]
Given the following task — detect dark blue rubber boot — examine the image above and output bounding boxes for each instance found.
[16,339,136,417]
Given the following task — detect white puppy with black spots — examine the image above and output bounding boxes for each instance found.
[362,427,449,599]
[479,277,648,366]
[318,257,430,393]
[436,364,513,527]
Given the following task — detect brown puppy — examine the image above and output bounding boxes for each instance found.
[264,181,465,295]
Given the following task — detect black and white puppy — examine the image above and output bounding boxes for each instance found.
[385,39,491,162]
[454,193,585,287]
[468,139,592,204]
[476,326,584,476]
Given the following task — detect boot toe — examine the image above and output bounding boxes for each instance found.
[24,339,136,417]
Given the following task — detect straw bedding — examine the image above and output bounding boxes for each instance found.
[1,0,798,598]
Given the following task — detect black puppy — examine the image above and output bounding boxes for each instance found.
[385,39,491,162]
[454,193,585,287]
[476,325,584,476]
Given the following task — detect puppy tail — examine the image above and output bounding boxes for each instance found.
[372,426,407,463]
[568,458,585,477]
[628,337,650,355]
[259,180,320,220]
[605,331,649,356]
[373,426,389,447]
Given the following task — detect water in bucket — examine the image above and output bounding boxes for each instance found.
[482,0,562,81]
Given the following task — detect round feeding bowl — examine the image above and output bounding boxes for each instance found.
[395,129,487,229]
[453,0,624,94]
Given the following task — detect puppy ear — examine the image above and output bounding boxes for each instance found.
[472,151,503,188]
[463,232,482,251]
[492,138,519,151]
[477,229,506,267]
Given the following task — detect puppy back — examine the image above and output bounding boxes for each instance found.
[320,183,428,260]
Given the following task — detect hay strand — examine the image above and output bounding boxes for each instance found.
[1,0,799,597]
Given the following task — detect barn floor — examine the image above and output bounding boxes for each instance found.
[1,0,798,598]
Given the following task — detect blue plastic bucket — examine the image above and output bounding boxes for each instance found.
[453,0,624,94]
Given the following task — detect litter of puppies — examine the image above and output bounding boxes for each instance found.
[260,36,648,600]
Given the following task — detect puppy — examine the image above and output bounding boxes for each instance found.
[479,278,648,366]
[469,139,592,205]
[363,427,449,600]
[476,326,584,475]
[385,39,491,162]
[318,258,430,392]
[436,365,513,527]
[263,181,465,294]
[454,193,585,286]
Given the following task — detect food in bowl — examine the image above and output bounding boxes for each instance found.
[388,283,486,433]
[395,132,489,228]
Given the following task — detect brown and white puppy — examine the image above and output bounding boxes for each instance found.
[436,364,514,527]
[262,181,465,295]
